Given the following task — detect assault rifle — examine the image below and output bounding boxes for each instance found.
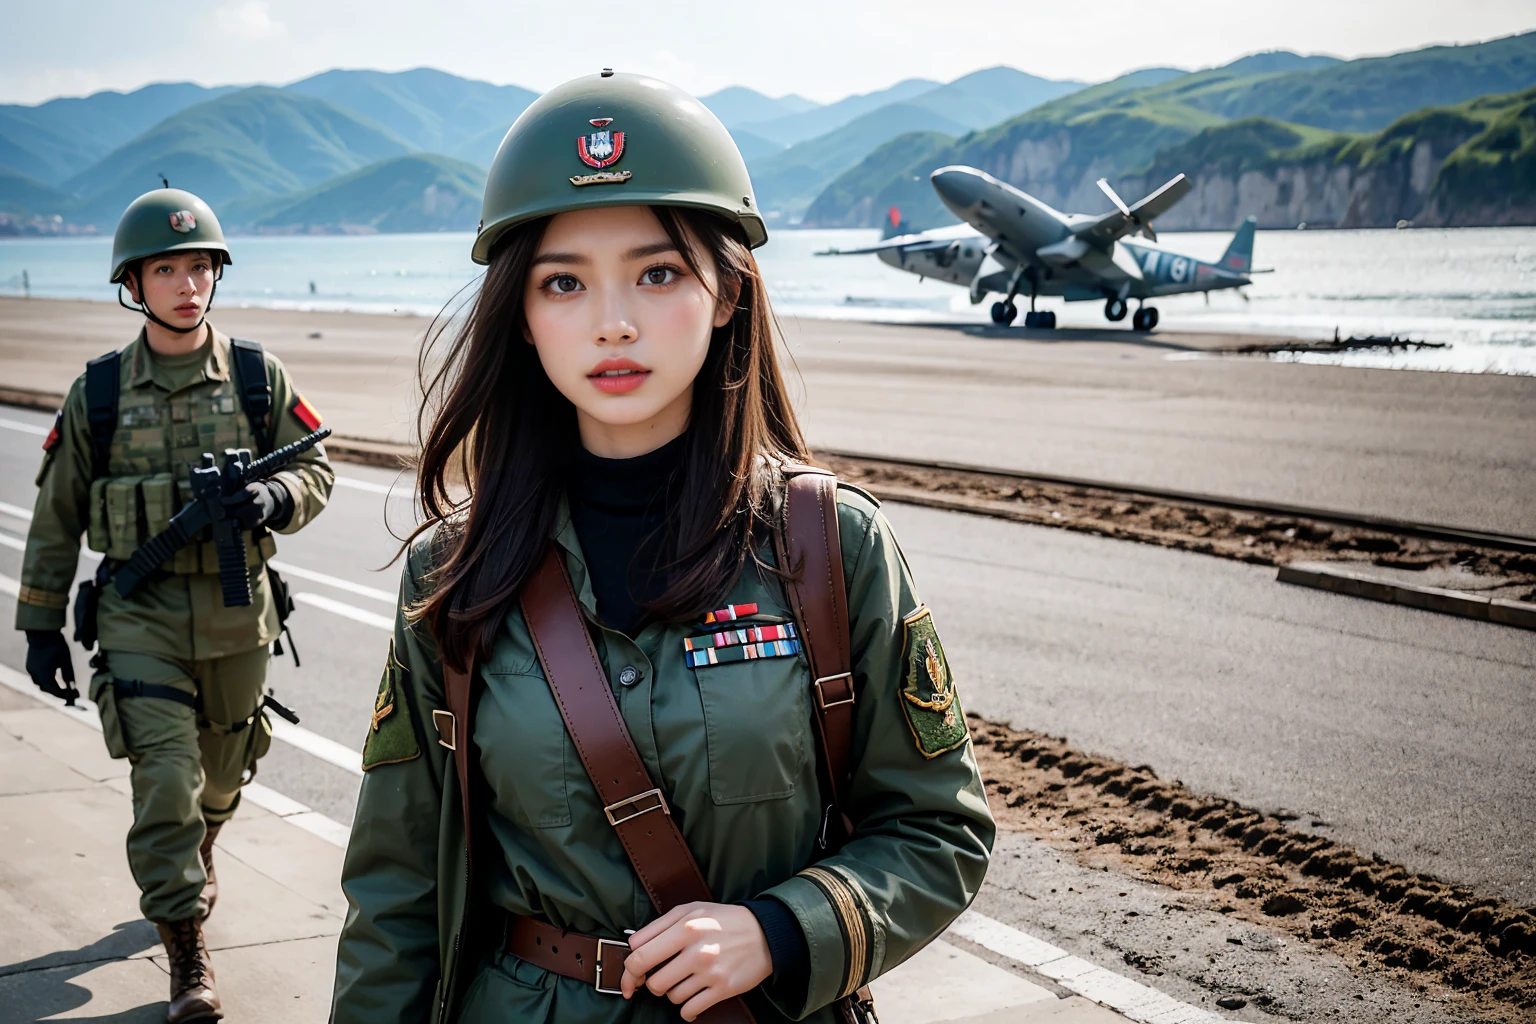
[113,427,331,605]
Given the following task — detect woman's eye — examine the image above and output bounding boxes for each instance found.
[547,274,582,294]
[642,266,677,286]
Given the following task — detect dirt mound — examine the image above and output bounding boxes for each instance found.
[968,714,1535,1022]
[823,455,1536,600]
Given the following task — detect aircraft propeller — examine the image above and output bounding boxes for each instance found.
[1096,178,1159,242]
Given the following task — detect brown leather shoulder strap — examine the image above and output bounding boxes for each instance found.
[777,466,856,831]
[443,658,477,875]
[520,546,755,1024]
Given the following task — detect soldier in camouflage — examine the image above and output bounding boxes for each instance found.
[16,187,334,1023]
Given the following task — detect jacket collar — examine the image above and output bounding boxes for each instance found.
[550,495,600,620]
[126,324,231,390]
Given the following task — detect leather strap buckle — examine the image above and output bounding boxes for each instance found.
[594,937,629,994]
[814,672,856,710]
[431,709,456,750]
[603,788,669,826]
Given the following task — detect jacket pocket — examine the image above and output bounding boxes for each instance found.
[694,654,811,805]
[476,672,572,828]
[87,478,110,553]
[103,475,148,559]
[139,473,177,538]
[242,711,273,784]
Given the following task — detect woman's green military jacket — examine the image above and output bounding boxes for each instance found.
[331,483,995,1023]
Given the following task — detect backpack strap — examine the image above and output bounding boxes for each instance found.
[229,337,272,455]
[83,350,121,480]
[777,466,856,844]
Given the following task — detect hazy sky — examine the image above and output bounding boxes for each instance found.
[5,0,1534,105]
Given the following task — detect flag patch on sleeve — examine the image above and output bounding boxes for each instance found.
[42,410,62,451]
[291,394,323,431]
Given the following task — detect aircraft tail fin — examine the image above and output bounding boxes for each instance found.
[881,205,906,240]
[1219,216,1257,274]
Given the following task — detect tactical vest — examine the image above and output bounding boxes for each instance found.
[84,337,278,574]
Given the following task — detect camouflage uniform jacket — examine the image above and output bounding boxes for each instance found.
[14,326,335,660]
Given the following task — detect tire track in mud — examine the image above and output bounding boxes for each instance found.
[822,455,1536,600]
[968,714,1535,1023]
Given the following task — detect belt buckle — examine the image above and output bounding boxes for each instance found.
[594,937,629,995]
[814,672,855,710]
[603,787,669,826]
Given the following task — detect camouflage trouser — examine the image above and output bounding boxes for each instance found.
[90,647,273,922]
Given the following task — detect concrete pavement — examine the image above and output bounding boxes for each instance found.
[0,674,1143,1024]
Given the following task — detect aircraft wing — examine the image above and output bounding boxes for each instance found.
[817,236,957,256]
[816,225,985,257]
[1070,174,1192,248]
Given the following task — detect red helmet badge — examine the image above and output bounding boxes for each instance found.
[169,210,197,233]
[578,128,625,169]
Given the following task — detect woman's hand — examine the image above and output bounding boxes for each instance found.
[620,902,772,1020]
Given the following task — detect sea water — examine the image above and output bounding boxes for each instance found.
[1,226,1532,375]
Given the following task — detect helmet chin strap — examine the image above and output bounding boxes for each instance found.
[118,267,219,335]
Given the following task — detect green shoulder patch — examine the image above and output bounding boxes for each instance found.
[898,605,968,758]
[361,642,420,770]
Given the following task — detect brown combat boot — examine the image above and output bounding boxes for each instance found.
[196,822,222,921]
[154,917,222,1022]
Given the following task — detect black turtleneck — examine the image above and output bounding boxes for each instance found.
[564,432,811,988]
[566,434,687,635]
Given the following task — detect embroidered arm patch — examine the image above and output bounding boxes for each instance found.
[361,642,420,770]
[898,605,968,758]
[291,393,323,431]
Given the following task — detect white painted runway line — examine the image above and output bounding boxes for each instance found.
[0,417,49,436]
[333,475,409,496]
[950,912,1218,1023]
[293,591,394,630]
[268,559,396,603]
[0,500,35,522]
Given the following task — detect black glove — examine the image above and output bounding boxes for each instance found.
[25,630,78,704]
[221,480,292,530]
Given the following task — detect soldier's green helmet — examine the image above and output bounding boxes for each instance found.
[110,188,231,283]
[472,71,766,265]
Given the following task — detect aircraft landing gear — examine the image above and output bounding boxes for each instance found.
[1131,306,1160,331]
[991,300,1017,325]
[1024,310,1056,329]
[1104,297,1128,322]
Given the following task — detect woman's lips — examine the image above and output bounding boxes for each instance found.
[173,303,201,317]
[588,367,651,394]
[588,358,650,394]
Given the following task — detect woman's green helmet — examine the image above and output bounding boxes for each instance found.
[472,71,766,264]
[109,188,231,283]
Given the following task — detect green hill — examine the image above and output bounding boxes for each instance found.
[284,68,535,154]
[749,103,970,219]
[905,67,1085,130]
[805,34,1536,230]
[0,82,236,183]
[0,167,71,215]
[800,131,957,228]
[1133,30,1536,131]
[63,88,413,227]
[1427,88,1536,222]
[239,154,486,233]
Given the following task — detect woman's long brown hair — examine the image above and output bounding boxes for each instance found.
[404,207,810,671]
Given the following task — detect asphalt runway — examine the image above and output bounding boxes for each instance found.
[4,297,1533,537]
[1,406,1530,909]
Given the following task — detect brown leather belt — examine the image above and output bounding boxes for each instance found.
[505,913,631,995]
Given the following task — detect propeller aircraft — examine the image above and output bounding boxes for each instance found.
[820,165,1259,331]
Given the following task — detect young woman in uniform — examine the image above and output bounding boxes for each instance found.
[331,72,994,1024]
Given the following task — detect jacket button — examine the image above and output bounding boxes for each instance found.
[618,666,639,687]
